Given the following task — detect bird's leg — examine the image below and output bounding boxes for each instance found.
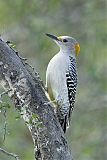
[44,94,63,106]
[44,100,56,105]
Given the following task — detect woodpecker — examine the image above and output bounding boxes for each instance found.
[45,33,80,133]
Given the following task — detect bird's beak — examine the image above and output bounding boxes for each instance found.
[45,33,60,41]
[75,43,80,56]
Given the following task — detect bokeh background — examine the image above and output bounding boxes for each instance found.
[0,0,107,160]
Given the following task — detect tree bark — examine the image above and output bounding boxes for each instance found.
[0,38,73,160]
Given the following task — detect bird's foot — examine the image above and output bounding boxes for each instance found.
[44,100,56,105]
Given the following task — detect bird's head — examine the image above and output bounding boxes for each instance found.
[46,33,80,57]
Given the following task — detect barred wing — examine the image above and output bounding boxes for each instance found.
[66,57,77,122]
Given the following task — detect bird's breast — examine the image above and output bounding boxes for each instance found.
[46,53,70,99]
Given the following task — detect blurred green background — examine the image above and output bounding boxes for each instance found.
[0,0,107,159]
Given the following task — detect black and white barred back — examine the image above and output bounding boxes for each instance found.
[66,56,77,123]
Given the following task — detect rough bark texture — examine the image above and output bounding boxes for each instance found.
[0,38,73,160]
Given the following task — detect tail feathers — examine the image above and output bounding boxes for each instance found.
[59,115,69,133]
[68,105,74,126]
[68,108,71,126]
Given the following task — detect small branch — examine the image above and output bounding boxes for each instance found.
[0,89,11,142]
[0,89,12,103]
[0,147,20,160]
[6,41,27,61]
[2,108,7,142]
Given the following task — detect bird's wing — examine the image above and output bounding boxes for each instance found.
[66,57,77,123]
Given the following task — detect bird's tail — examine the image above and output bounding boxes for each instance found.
[56,104,70,133]
[59,115,69,133]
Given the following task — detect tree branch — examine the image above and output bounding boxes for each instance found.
[0,38,73,160]
[0,147,20,160]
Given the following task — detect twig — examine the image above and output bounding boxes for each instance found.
[2,108,7,142]
[0,89,12,103]
[0,89,11,142]
[15,52,27,61]
[6,41,27,61]
[25,62,35,70]
[0,147,20,160]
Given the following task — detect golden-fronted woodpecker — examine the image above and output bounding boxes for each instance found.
[45,33,80,133]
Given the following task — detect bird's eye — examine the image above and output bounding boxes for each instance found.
[63,39,68,43]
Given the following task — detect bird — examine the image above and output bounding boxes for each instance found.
[45,33,80,133]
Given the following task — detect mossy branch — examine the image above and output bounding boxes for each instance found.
[0,38,73,160]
